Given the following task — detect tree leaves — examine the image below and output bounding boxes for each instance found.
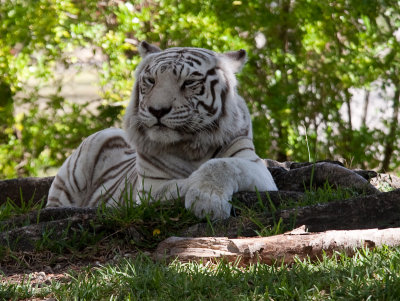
[1,0,400,178]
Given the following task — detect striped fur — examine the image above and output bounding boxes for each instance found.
[47,42,277,220]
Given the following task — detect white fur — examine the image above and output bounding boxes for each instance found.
[124,43,278,220]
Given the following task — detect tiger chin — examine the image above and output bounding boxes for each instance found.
[46,41,278,220]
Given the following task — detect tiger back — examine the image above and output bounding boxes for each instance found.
[47,41,278,220]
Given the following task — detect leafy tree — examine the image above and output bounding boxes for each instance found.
[1,0,400,179]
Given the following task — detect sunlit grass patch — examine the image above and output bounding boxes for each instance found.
[5,246,392,300]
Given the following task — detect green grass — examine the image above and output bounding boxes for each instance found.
[285,182,363,209]
[1,183,399,300]
[0,193,45,225]
[2,246,400,300]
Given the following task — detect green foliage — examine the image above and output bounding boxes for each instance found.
[1,0,400,178]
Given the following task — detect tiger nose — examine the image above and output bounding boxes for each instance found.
[148,106,172,119]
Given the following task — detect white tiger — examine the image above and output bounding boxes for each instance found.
[46,41,278,220]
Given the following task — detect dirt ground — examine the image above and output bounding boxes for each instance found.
[0,244,139,286]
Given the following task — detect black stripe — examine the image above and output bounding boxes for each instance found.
[72,143,84,192]
[206,68,216,76]
[139,153,190,178]
[54,176,74,205]
[197,100,217,115]
[220,87,227,117]
[90,158,137,206]
[185,50,212,61]
[47,197,63,207]
[92,175,125,206]
[117,173,138,204]
[93,136,130,173]
[93,157,136,190]
[134,81,140,111]
[197,85,205,96]
[178,64,185,80]
[185,61,194,67]
[160,64,169,73]
[186,56,201,65]
[151,56,179,67]
[210,79,218,102]
[197,79,219,115]
[138,174,171,180]
[211,146,223,158]
[124,149,136,155]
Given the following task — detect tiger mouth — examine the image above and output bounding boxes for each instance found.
[152,122,171,130]
[154,124,168,129]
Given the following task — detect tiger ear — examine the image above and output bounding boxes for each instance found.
[222,49,247,73]
[139,41,162,58]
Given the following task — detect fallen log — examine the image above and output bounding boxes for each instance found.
[154,227,400,265]
[0,177,53,207]
[281,188,400,232]
[180,189,400,238]
[265,161,379,194]
[0,207,143,252]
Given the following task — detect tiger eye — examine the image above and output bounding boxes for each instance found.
[144,77,155,85]
[181,80,195,90]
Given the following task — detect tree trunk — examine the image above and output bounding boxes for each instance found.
[153,228,400,266]
[361,90,370,127]
[381,81,400,172]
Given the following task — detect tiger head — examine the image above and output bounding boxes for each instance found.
[124,41,251,159]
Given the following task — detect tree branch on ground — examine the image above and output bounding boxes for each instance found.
[154,228,400,266]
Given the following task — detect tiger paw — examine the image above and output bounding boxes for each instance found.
[184,182,233,220]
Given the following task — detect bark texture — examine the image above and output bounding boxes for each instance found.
[0,176,54,206]
[0,207,142,252]
[179,189,400,238]
[264,160,379,194]
[154,228,400,265]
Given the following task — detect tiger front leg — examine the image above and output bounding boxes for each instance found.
[184,158,277,220]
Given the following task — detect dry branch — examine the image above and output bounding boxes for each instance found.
[154,227,400,265]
